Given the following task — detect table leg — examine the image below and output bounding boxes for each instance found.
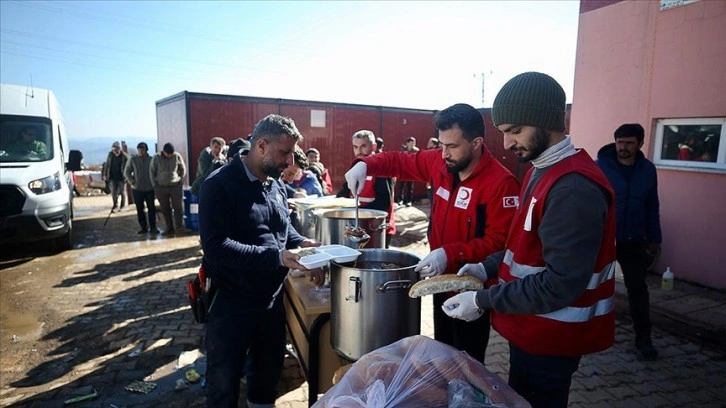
[308,312,330,407]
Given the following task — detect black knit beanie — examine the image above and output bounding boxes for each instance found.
[491,72,567,132]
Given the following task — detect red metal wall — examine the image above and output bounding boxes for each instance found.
[187,96,278,178]
[168,93,569,195]
[182,94,437,192]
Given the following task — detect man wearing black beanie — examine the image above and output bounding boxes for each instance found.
[448,72,617,407]
[597,123,661,361]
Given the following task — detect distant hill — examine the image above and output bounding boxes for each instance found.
[69,137,157,166]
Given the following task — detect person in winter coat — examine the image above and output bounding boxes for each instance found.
[124,142,158,234]
[198,114,322,408]
[597,123,661,361]
[450,72,617,408]
[286,147,324,197]
[305,148,332,195]
[103,141,129,211]
[149,142,188,235]
[344,104,520,363]
[191,137,226,195]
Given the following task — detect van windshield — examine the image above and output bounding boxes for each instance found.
[0,116,53,163]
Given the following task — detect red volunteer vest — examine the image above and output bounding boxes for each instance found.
[358,175,396,235]
[492,150,616,356]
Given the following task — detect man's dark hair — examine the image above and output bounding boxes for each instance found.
[614,123,645,142]
[250,114,303,144]
[305,148,320,157]
[137,142,148,150]
[434,103,485,141]
[376,137,384,149]
[227,138,251,159]
[292,146,308,169]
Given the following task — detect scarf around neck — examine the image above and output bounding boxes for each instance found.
[531,135,577,169]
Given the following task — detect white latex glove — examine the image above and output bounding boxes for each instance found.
[442,291,483,322]
[414,248,448,277]
[457,263,488,282]
[344,162,367,196]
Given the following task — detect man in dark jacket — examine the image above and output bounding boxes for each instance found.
[199,114,322,408]
[597,123,662,361]
[103,141,129,212]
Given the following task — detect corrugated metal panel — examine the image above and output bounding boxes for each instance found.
[158,91,570,192]
[187,96,278,178]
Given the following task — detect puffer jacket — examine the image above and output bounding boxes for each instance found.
[596,143,661,244]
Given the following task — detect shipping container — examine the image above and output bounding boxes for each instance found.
[155,91,571,196]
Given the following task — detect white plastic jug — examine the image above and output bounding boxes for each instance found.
[661,266,674,291]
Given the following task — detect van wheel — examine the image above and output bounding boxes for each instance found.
[54,220,73,251]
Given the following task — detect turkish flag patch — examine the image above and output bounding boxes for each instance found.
[503,196,519,208]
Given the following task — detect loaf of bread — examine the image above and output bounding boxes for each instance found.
[408,275,483,298]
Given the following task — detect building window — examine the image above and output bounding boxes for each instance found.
[311,110,326,128]
[654,118,726,172]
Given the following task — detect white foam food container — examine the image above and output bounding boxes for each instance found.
[318,245,362,263]
[292,248,334,269]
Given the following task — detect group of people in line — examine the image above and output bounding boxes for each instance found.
[103,140,189,235]
[193,70,663,408]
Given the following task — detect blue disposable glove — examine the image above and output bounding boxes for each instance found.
[457,263,488,282]
[344,162,367,196]
[414,248,448,277]
[442,291,483,322]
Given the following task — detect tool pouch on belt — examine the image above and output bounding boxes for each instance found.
[187,275,212,324]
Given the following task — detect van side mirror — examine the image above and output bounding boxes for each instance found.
[68,150,83,172]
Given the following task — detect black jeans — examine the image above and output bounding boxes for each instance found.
[433,292,490,363]
[508,343,581,408]
[205,287,286,407]
[131,189,157,230]
[395,181,414,204]
[617,241,652,341]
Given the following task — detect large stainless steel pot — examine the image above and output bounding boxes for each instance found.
[292,197,354,239]
[317,208,387,249]
[330,249,421,361]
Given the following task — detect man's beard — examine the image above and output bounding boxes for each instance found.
[513,128,551,163]
[445,153,472,174]
[617,150,633,159]
[262,156,287,178]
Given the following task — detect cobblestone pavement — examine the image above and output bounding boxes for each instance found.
[0,196,724,407]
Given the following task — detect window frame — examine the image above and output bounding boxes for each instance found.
[653,117,726,173]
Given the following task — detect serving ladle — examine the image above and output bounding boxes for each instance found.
[346,182,371,249]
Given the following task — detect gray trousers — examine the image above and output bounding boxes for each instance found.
[109,179,126,208]
[154,184,183,231]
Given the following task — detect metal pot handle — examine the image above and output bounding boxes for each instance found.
[345,276,361,302]
[376,222,390,231]
[377,280,413,292]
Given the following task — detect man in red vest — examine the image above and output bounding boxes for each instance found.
[446,72,617,408]
[336,130,395,247]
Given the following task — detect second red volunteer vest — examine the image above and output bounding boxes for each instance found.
[492,150,616,357]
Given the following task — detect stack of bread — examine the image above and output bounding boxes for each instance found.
[313,335,531,408]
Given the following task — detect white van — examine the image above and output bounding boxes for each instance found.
[0,84,82,250]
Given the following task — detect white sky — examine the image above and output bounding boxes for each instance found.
[0,1,580,139]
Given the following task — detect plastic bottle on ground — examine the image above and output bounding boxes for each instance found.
[661,266,674,291]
